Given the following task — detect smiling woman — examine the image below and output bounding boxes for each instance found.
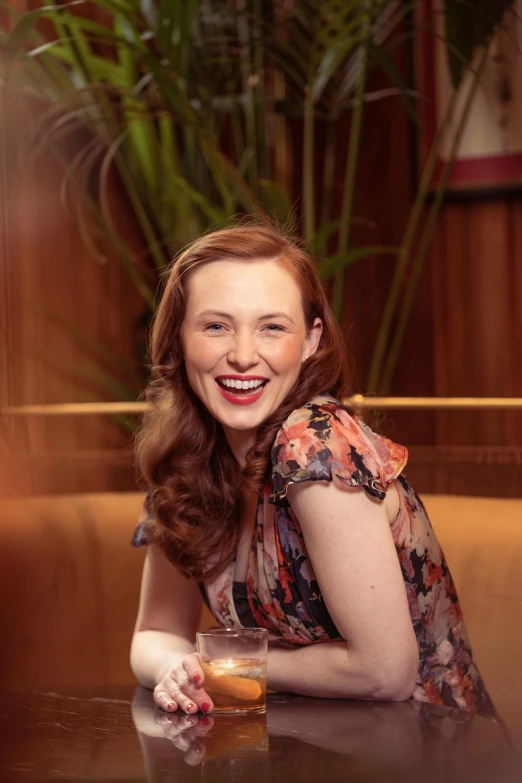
[130,222,499,727]
[181,258,322,443]
[133,223,342,582]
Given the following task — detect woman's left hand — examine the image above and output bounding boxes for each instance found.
[153,651,213,714]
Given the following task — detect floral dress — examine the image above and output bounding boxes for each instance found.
[132,393,496,719]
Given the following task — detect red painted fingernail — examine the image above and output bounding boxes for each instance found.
[201,716,211,726]
[186,702,195,711]
[193,674,201,685]
[167,702,175,710]
[201,702,211,714]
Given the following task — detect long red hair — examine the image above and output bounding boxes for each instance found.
[135,222,351,580]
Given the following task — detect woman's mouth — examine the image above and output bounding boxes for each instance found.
[215,377,269,405]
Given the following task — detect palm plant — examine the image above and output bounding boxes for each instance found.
[1,0,515,403]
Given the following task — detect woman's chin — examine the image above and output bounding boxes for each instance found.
[211,394,277,432]
[217,407,268,432]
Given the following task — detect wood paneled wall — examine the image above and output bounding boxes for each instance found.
[431,199,522,448]
[1,85,146,495]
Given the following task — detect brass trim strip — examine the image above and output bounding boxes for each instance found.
[1,402,149,416]
[2,397,522,416]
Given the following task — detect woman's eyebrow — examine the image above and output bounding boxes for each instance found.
[195,310,233,319]
[260,312,295,324]
[195,309,295,324]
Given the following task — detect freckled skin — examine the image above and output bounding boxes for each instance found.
[181,259,322,464]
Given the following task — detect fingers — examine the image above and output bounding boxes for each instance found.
[154,679,214,715]
[154,685,199,714]
[174,680,214,716]
[181,655,214,714]
[153,686,179,713]
[153,652,214,714]
[182,653,205,688]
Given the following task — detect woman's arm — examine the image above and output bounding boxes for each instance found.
[268,639,412,700]
[271,477,419,701]
[130,544,202,689]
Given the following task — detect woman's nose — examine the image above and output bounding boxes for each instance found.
[227,334,259,369]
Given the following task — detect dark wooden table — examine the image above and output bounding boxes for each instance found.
[0,687,520,782]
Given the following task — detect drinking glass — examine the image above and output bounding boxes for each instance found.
[196,628,268,715]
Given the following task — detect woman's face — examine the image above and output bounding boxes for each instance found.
[181,258,322,437]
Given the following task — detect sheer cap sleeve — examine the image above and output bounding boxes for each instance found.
[131,492,156,547]
[269,394,408,505]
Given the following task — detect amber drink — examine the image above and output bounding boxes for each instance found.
[196,628,268,715]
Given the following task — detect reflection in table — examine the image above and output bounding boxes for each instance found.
[0,687,520,782]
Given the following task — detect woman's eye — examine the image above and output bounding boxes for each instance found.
[204,324,225,332]
[264,324,285,332]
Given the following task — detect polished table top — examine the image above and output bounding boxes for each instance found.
[0,687,520,782]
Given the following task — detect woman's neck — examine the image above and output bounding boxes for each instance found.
[222,426,256,470]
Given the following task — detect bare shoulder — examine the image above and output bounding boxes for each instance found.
[329,473,401,526]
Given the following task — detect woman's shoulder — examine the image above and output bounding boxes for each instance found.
[270,393,408,504]
[277,392,357,436]
[274,392,406,460]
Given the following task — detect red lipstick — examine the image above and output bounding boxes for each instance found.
[215,377,269,406]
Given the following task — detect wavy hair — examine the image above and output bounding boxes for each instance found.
[135,222,352,580]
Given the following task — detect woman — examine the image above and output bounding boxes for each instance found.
[130,222,495,720]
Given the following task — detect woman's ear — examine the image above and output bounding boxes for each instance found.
[305,318,323,357]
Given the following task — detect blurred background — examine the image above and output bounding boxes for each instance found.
[1,0,522,721]
[1,0,521,498]
[1,0,522,498]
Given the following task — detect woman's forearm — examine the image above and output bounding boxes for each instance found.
[267,640,414,701]
[130,630,195,689]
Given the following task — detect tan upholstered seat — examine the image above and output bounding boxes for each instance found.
[1,492,521,730]
[421,494,522,731]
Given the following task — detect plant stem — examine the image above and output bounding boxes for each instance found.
[237,0,258,193]
[379,44,490,394]
[320,120,337,244]
[333,5,372,320]
[253,0,267,183]
[303,86,315,244]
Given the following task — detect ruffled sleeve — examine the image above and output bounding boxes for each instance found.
[269,395,408,506]
[131,492,156,547]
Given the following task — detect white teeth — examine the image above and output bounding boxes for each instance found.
[218,378,265,390]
